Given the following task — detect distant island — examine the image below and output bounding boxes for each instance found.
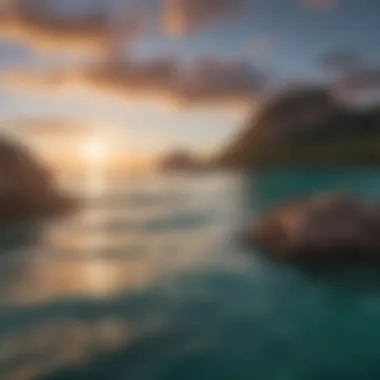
[158,149,213,173]
[217,87,380,167]
[0,137,75,225]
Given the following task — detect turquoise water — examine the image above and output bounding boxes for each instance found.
[2,171,380,380]
[252,168,380,213]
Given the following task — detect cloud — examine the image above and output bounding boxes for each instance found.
[2,56,267,107]
[302,0,339,12]
[5,118,97,137]
[321,50,361,73]
[177,57,266,104]
[0,0,259,53]
[0,0,143,53]
[320,51,380,94]
[328,66,380,107]
[0,0,253,50]
[0,1,266,108]
[164,0,250,35]
[339,68,380,91]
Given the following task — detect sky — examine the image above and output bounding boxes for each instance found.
[0,0,379,166]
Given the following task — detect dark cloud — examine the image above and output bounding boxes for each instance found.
[0,0,253,48]
[328,65,380,107]
[177,58,266,103]
[0,0,143,53]
[340,68,380,91]
[0,0,343,54]
[87,57,179,97]
[3,56,267,107]
[321,50,362,73]
[164,0,251,35]
[321,51,380,93]
[0,0,265,106]
[82,56,267,105]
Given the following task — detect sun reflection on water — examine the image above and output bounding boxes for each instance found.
[0,174,248,380]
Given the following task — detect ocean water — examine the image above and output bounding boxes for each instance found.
[2,170,380,380]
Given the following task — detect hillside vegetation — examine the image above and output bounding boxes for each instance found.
[218,88,380,167]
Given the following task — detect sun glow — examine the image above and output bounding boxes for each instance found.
[82,136,109,198]
[83,137,109,165]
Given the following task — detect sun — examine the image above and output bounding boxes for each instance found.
[83,136,109,165]
[82,136,110,197]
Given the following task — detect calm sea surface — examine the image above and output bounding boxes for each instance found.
[2,170,380,380]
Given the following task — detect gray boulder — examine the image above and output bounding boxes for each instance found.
[252,194,380,265]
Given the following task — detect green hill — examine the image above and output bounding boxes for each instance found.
[218,87,380,167]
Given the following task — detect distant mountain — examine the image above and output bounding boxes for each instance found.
[159,149,211,173]
[218,87,380,167]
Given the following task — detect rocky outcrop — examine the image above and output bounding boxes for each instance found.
[251,194,380,265]
[0,137,75,224]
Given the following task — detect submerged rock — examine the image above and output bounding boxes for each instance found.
[0,137,75,224]
[252,194,380,265]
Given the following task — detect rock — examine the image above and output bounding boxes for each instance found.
[0,137,75,224]
[252,194,380,265]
